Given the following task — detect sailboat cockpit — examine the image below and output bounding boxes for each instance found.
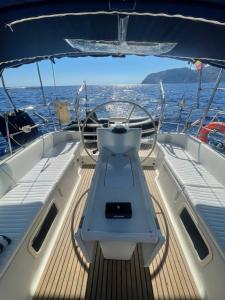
[1,1,225,300]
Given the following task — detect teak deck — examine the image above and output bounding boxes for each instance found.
[33,167,200,300]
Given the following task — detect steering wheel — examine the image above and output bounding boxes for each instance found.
[81,100,158,164]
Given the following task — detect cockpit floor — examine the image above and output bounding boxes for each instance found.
[33,167,200,300]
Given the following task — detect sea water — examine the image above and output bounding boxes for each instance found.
[0,83,225,156]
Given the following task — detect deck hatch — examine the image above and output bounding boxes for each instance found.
[180,208,209,260]
[32,203,58,252]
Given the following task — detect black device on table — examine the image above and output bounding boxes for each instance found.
[105,202,132,219]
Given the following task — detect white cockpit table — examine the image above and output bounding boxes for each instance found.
[75,127,164,266]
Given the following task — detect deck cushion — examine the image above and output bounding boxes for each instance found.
[184,185,225,257]
[158,141,225,258]
[0,139,79,276]
[1,181,54,205]
[160,143,223,188]
[0,202,42,273]
[19,141,77,184]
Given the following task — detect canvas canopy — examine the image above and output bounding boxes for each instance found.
[1,1,225,72]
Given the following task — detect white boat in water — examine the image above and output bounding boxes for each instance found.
[1,2,225,300]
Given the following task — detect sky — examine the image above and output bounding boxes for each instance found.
[1,56,188,87]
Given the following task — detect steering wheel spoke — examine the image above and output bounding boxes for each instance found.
[127,104,135,123]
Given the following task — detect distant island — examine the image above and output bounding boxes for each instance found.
[142,66,224,84]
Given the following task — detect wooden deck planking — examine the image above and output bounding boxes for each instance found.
[144,168,200,300]
[33,166,200,300]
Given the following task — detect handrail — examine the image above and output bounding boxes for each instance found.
[0,80,158,159]
[0,106,60,157]
[36,62,57,131]
[196,67,203,109]
[197,68,224,136]
[74,81,87,132]
[158,80,166,133]
[5,114,12,155]
[1,74,16,111]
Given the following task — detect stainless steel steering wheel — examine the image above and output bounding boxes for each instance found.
[81,100,158,164]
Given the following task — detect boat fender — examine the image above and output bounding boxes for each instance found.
[198,122,225,143]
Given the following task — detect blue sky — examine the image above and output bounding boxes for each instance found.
[2,56,187,87]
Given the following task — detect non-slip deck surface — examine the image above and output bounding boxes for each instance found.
[33,167,200,300]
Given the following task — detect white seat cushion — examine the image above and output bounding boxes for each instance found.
[0,202,42,273]
[19,141,76,184]
[0,182,53,274]
[160,143,223,188]
[159,141,225,258]
[184,185,225,256]
[0,140,78,276]
[1,181,55,205]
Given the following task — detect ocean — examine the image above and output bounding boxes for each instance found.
[0,83,225,156]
